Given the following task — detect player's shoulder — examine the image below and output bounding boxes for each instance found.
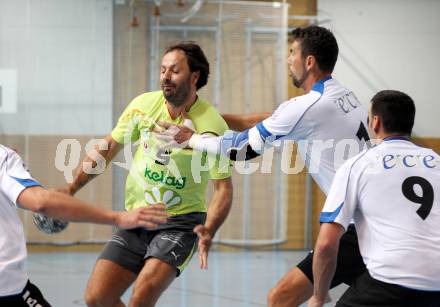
[119,91,164,121]
[130,91,163,108]
[271,90,322,119]
[407,141,439,156]
[321,77,347,92]
[316,78,368,120]
[338,146,373,176]
[280,77,339,110]
[318,78,354,103]
[294,88,323,104]
[378,139,440,159]
[190,97,228,135]
[0,144,18,161]
[310,76,345,97]
[0,145,22,171]
[0,145,8,165]
[343,140,432,173]
[191,96,217,112]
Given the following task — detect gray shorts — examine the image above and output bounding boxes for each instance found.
[99,212,206,276]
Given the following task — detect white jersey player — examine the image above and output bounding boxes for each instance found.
[189,76,368,194]
[309,90,440,307]
[158,26,370,306]
[0,146,41,301]
[0,145,167,306]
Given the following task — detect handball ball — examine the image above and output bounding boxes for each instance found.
[33,213,69,234]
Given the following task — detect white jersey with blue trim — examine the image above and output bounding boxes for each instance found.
[192,76,369,195]
[0,145,41,296]
[321,138,440,291]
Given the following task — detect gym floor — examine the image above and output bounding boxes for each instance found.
[28,250,347,306]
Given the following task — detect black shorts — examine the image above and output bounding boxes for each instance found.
[336,271,440,307]
[99,212,206,277]
[0,280,52,307]
[297,224,366,288]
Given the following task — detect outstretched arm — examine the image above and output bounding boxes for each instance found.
[63,134,122,195]
[222,112,271,131]
[194,177,233,269]
[156,122,265,161]
[157,98,308,161]
[18,186,167,229]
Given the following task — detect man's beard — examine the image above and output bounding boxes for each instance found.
[292,65,309,88]
[161,78,192,107]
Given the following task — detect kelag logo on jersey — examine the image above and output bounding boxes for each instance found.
[145,187,182,209]
[144,167,186,189]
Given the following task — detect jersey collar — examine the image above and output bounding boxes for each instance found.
[383,136,411,142]
[311,75,332,94]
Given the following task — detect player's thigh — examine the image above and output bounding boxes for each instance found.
[86,259,137,301]
[146,228,199,276]
[269,267,313,306]
[130,257,177,304]
[293,226,365,290]
[292,226,364,285]
[128,228,198,305]
[86,228,148,301]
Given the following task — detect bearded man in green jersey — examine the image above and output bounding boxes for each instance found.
[61,42,233,307]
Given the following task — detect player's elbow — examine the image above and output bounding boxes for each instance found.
[17,186,51,213]
[31,189,52,214]
[315,238,339,259]
[315,223,345,258]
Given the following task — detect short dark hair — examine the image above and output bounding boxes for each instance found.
[164,41,209,90]
[371,90,415,135]
[290,26,338,73]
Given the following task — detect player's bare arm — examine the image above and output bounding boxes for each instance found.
[63,134,123,195]
[309,223,345,307]
[195,177,233,269]
[156,121,263,162]
[222,112,271,131]
[18,186,168,229]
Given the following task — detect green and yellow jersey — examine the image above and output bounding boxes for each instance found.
[111,91,231,216]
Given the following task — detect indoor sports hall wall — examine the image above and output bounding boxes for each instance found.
[0,0,113,135]
[0,0,114,243]
[319,0,440,137]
